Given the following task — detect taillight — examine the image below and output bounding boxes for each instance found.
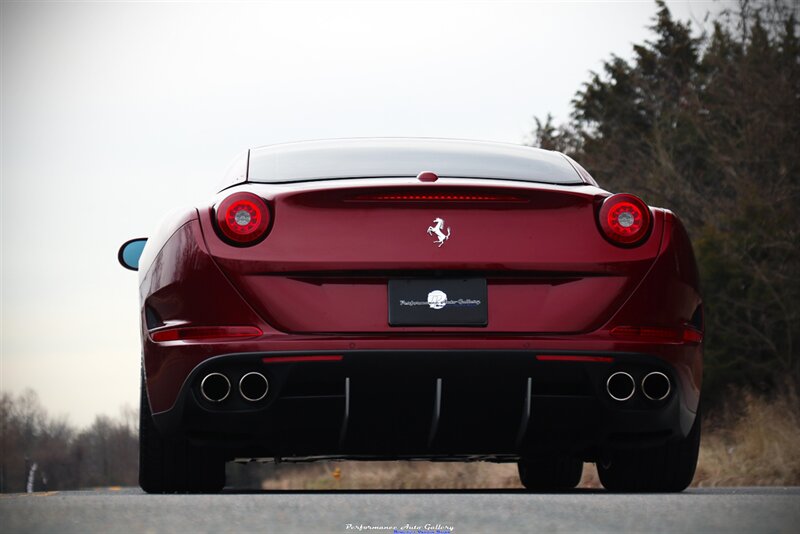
[598,193,651,246]
[610,325,703,344]
[351,193,527,202]
[262,355,344,364]
[215,192,271,245]
[536,355,614,363]
[151,325,262,342]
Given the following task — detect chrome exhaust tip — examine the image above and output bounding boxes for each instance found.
[606,371,635,401]
[239,372,269,402]
[642,371,671,401]
[200,373,231,402]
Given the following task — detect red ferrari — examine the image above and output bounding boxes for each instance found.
[119,138,703,493]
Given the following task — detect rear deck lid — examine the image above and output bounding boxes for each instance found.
[200,178,663,334]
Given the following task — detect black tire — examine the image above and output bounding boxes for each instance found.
[597,405,701,493]
[139,370,226,493]
[518,454,583,491]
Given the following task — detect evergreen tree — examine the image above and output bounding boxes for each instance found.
[531,0,800,399]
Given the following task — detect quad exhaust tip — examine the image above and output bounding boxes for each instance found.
[606,371,635,402]
[200,373,231,403]
[239,372,269,402]
[642,371,671,401]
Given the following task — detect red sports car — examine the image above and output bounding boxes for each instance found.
[119,138,703,493]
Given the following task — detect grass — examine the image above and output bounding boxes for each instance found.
[255,385,800,490]
[693,383,800,487]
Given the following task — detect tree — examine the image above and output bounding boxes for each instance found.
[0,390,137,492]
[530,0,800,399]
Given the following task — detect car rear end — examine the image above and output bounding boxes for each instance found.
[136,139,702,491]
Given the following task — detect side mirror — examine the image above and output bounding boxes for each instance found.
[118,238,148,271]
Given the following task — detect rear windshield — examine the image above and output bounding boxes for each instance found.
[247,138,584,185]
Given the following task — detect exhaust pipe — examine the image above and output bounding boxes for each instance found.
[239,372,269,402]
[200,373,231,402]
[642,371,671,401]
[606,371,635,401]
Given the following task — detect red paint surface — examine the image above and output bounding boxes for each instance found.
[137,177,702,415]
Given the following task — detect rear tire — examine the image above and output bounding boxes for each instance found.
[139,370,226,493]
[518,454,583,491]
[597,404,701,492]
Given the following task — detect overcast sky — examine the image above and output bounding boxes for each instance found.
[1,0,728,426]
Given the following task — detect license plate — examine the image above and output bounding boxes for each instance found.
[388,279,488,326]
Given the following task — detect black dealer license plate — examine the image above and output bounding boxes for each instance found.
[388,279,488,326]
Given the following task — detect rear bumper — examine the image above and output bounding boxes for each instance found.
[150,349,698,462]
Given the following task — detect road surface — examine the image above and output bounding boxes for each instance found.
[1,487,798,533]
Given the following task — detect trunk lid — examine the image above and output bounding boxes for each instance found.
[200,179,663,334]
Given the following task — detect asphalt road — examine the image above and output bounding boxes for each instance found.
[1,487,798,533]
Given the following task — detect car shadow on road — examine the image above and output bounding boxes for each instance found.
[214,487,799,495]
[219,488,610,495]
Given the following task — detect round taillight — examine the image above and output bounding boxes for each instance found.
[599,193,651,246]
[215,192,271,245]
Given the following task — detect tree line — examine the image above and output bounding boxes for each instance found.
[530,0,799,400]
[0,389,276,492]
[0,390,138,492]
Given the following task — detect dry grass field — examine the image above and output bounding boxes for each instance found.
[693,385,800,487]
[258,385,800,490]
